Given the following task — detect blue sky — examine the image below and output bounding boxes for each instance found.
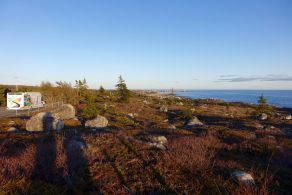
[0,0,291,89]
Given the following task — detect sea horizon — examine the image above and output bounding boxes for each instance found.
[173,90,292,108]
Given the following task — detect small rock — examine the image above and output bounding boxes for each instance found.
[7,127,19,132]
[255,123,264,129]
[148,142,166,150]
[163,119,169,123]
[275,113,282,117]
[127,113,135,119]
[143,100,149,104]
[231,171,256,186]
[159,106,168,113]
[85,115,108,129]
[185,116,204,127]
[168,124,176,130]
[7,121,17,127]
[150,136,168,145]
[177,102,184,106]
[263,125,278,132]
[259,113,268,121]
[285,115,291,120]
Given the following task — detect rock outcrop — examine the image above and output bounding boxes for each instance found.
[85,115,108,129]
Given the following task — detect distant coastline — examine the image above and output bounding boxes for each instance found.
[173,90,292,108]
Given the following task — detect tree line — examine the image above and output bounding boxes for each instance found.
[0,75,131,107]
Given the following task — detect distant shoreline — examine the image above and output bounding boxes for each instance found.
[173,90,292,108]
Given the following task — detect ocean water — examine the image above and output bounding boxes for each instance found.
[174,90,292,108]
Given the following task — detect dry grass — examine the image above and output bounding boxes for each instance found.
[0,94,291,194]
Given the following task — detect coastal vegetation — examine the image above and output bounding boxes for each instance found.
[0,78,291,194]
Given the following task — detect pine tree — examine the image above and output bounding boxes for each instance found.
[75,78,89,104]
[258,94,267,105]
[115,75,131,102]
[99,85,105,94]
[257,94,272,114]
[0,87,10,106]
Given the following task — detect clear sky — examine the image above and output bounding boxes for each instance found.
[0,0,292,89]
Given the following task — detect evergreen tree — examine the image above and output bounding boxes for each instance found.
[0,87,10,106]
[99,85,106,94]
[115,75,131,102]
[256,94,272,114]
[75,78,89,104]
[258,94,267,105]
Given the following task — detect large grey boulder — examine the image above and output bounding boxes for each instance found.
[185,116,204,127]
[231,171,255,186]
[57,104,76,120]
[26,112,54,132]
[26,112,64,132]
[85,115,108,129]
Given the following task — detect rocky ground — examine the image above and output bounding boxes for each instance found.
[0,93,291,194]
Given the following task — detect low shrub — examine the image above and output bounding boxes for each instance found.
[181,108,193,119]
[115,116,137,127]
[81,102,98,119]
